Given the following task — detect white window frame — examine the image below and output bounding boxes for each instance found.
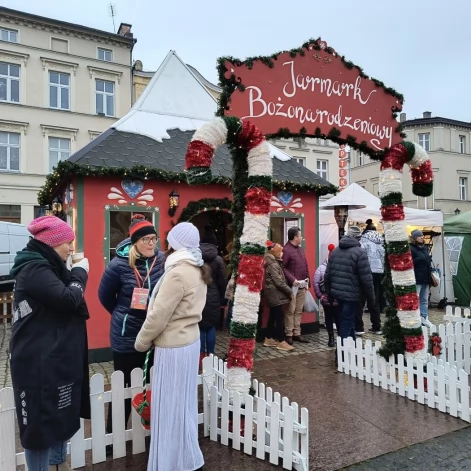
[293,157,306,166]
[97,48,113,62]
[316,159,328,180]
[459,177,467,201]
[358,151,365,166]
[459,135,466,154]
[0,131,20,172]
[49,71,70,110]
[95,79,115,117]
[418,132,430,152]
[0,62,20,103]
[0,27,18,43]
[48,136,71,172]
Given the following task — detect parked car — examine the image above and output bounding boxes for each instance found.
[0,222,31,293]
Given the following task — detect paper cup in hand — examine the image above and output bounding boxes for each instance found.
[72,253,84,264]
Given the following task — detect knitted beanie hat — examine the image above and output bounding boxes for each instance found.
[411,229,424,240]
[129,214,157,244]
[200,224,218,245]
[347,226,362,239]
[266,240,276,250]
[28,216,75,248]
[167,222,200,250]
[328,243,335,252]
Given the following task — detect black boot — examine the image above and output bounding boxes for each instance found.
[328,332,335,348]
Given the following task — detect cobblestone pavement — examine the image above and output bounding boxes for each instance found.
[0,308,446,388]
[344,425,471,470]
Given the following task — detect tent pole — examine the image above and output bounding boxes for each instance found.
[441,232,447,299]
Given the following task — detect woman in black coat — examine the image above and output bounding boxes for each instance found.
[199,225,226,365]
[9,216,90,471]
[98,215,164,448]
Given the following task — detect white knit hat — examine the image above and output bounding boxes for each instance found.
[167,222,200,250]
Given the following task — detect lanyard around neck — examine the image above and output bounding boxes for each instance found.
[134,257,157,289]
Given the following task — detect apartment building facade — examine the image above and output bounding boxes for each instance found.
[350,112,471,217]
[132,61,342,196]
[0,7,135,224]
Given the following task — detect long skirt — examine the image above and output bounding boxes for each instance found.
[147,339,204,471]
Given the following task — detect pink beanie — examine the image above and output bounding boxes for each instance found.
[27,216,75,248]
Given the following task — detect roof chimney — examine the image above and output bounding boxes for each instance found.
[423,111,432,119]
[117,23,133,38]
[400,113,406,122]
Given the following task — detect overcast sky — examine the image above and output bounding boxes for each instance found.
[6,0,471,122]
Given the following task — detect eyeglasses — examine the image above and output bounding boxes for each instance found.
[141,236,158,245]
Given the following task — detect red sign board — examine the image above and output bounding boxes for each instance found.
[339,159,348,169]
[222,39,403,153]
[339,169,348,178]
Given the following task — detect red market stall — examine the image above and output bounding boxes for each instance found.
[38,51,335,362]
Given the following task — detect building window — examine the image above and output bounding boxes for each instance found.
[316,138,321,145]
[49,71,70,110]
[459,135,466,154]
[51,37,68,53]
[323,139,329,146]
[293,157,306,166]
[269,217,300,245]
[316,159,328,180]
[358,152,365,166]
[0,62,20,103]
[97,48,113,62]
[418,133,430,152]
[96,80,115,116]
[109,210,154,260]
[0,131,20,172]
[1,28,18,43]
[0,204,21,223]
[48,137,70,172]
[459,177,467,201]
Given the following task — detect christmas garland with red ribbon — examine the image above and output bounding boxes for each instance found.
[379,142,434,361]
[185,116,272,397]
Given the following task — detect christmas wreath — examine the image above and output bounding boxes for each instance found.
[185,116,272,397]
[379,142,434,361]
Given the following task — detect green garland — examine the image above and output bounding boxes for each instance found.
[37,160,336,206]
[216,37,407,161]
[177,197,232,224]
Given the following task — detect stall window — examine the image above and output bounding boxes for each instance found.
[269,216,300,245]
[108,210,155,261]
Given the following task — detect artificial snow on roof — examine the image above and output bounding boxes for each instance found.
[113,50,292,162]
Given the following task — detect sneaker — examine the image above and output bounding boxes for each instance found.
[421,317,433,328]
[277,341,294,352]
[356,331,365,336]
[263,338,278,347]
[368,328,383,335]
[333,323,337,331]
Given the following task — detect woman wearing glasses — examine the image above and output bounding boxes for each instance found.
[98,214,164,450]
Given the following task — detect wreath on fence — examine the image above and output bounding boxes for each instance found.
[379,142,434,361]
[185,116,272,398]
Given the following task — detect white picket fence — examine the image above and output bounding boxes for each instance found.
[0,355,308,471]
[443,305,471,323]
[337,333,471,423]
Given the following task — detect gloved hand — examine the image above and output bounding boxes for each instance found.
[72,258,89,274]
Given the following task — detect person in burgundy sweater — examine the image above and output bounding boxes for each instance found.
[282,226,310,345]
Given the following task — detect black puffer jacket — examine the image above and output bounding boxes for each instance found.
[200,243,226,330]
[324,235,375,304]
[410,242,431,285]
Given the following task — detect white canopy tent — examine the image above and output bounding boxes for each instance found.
[318,184,451,305]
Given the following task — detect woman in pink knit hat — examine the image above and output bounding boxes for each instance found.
[9,216,90,471]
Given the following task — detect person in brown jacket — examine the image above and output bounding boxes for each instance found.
[263,241,294,352]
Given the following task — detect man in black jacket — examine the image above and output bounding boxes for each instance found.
[324,226,375,342]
